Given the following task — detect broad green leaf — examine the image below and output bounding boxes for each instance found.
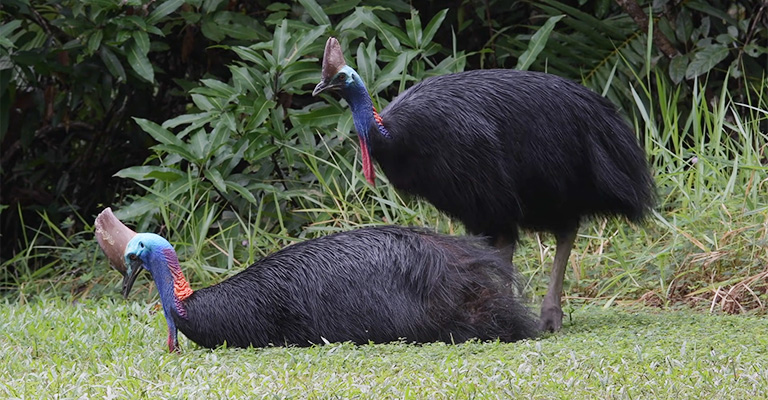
[114,166,180,181]
[378,24,410,50]
[356,40,376,87]
[231,47,268,70]
[224,139,249,175]
[162,112,214,129]
[406,10,422,47]
[373,52,412,93]
[201,17,226,41]
[134,118,182,146]
[220,111,237,133]
[245,94,275,131]
[87,29,103,55]
[229,66,259,93]
[226,180,258,204]
[145,169,185,182]
[147,0,185,25]
[516,15,564,71]
[279,62,318,91]
[273,20,288,65]
[324,0,360,15]
[112,198,158,220]
[675,8,693,44]
[217,12,264,40]
[132,30,150,55]
[337,108,354,134]
[153,143,198,162]
[269,108,287,140]
[0,20,22,39]
[191,93,217,111]
[298,0,330,26]
[99,46,126,81]
[289,25,327,65]
[356,8,401,51]
[422,9,448,46]
[372,0,410,13]
[292,104,344,127]
[198,79,237,98]
[743,43,767,58]
[0,36,13,49]
[685,45,728,79]
[685,1,738,26]
[669,55,688,84]
[203,0,227,13]
[126,39,154,82]
[249,144,278,161]
[209,120,231,153]
[122,15,149,31]
[204,168,227,193]
[189,129,209,161]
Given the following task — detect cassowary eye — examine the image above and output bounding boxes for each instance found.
[337,73,347,81]
[129,254,137,261]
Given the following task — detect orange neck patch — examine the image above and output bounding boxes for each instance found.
[163,247,194,301]
[172,267,194,301]
[373,106,384,126]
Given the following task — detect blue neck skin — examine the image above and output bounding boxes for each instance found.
[146,249,181,352]
[337,66,390,144]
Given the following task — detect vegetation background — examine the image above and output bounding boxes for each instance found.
[1,1,767,397]
[1,0,766,314]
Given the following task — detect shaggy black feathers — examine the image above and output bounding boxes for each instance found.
[373,69,655,243]
[174,226,538,348]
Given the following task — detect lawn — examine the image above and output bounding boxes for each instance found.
[2,298,766,399]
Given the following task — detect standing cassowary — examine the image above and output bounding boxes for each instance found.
[121,226,538,352]
[312,37,655,332]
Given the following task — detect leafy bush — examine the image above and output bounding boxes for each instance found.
[489,0,767,112]
[111,6,471,270]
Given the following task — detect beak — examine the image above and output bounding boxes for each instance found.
[121,257,143,298]
[313,79,332,96]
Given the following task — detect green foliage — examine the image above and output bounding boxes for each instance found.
[490,0,766,111]
[113,5,467,256]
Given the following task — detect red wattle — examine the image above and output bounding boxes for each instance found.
[358,136,376,186]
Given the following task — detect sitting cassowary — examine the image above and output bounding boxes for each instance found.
[121,226,538,352]
[313,37,655,332]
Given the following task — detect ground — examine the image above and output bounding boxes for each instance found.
[2,298,766,399]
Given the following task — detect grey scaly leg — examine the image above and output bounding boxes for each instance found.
[539,228,578,332]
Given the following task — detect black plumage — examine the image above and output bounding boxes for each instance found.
[313,37,655,331]
[375,70,652,237]
[122,226,539,351]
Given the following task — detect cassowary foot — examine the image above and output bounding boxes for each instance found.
[539,298,564,332]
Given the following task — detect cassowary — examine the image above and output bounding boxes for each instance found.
[121,226,539,352]
[313,37,655,332]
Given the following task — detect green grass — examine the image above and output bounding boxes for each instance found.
[2,298,767,399]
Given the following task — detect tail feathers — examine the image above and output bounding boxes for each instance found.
[588,116,655,222]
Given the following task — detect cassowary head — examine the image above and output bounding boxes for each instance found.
[121,233,172,298]
[313,37,379,186]
[122,232,190,352]
[312,37,361,97]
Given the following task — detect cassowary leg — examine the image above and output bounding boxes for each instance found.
[539,228,578,332]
